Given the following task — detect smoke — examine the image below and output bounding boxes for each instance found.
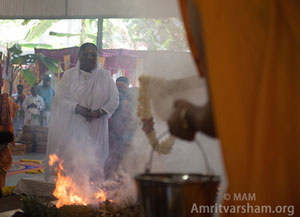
[45,0,226,207]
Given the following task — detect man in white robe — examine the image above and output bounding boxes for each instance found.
[22,86,45,127]
[45,43,119,182]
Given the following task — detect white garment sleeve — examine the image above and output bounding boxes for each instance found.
[52,69,77,113]
[38,96,45,111]
[100,74,119,118]
[22,96,29,111]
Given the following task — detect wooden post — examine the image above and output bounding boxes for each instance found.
[57,62,61,86]
[35,60,39,85]
[98,57,106,68]
[63,55,70,71]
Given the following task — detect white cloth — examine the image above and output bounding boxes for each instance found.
[45,62,119,181]
[22,95,45,126]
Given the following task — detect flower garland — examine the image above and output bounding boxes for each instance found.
[1,185,16,197]
[137,75,175,154]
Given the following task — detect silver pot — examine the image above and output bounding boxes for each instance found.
[135,173,220,217]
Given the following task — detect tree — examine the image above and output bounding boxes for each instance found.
[48,19,98,45]
[5,44,61,95]
[102,18,189,51]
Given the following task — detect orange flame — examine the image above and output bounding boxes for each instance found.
[49,154,107,207]
[49,154,59,166]
[94,189,107,201]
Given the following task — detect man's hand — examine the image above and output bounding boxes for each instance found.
[167,100,197,141]
[75,105,91,119]
[168,99,216,139]
[27,103,37,109]
[86,109,105,122]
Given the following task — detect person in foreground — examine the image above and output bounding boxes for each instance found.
[45,43,119,181]
[0,131,13,188]
[0,93,17,187]
[168,0,299,216]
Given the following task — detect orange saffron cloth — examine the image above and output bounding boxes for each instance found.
[179,0,299,216]
[0,93,18,187]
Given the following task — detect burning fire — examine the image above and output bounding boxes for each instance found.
[49,154,107,208]
[94,189,106,201]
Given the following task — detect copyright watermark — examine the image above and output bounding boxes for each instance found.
[191,193,295,216]
[222,193,256,201]
[191,203,295,216]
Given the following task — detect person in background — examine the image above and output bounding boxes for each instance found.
[12,84,25,135]
[23,86,45,127]
[116,76,130,87]
[127,86,139,118]
[37,75,55,127]
[0,131,13,188]
[104,78,135,179]
[168,0,300,216]
[22,86,45,152]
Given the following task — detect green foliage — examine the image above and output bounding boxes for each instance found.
[22,68,36,87]
[47,19,97,45]
[9,43,22,55]
[36,53,61,73]
[6,43,61,89]
[21,19,32,26]
[49,32,80,37]
[25,20,59,42]
[20,43,53,49]
[102,18,188,51]
[1,18,188,53]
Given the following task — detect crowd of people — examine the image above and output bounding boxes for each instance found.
[0,43,138,187]
[12,75,55,135]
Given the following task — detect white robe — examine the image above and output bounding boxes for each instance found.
[45,62,119,181]
[22,95,45,126]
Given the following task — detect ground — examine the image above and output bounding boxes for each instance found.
[0,153,46,214]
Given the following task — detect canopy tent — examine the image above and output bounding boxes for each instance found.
[0,0,180,18]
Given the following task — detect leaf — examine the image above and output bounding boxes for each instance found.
[20,43,53,49]
[22,68,36,87]
[25,20,59,42]
[85,34,97,43]
[36,54,61,73]
[20,54,36,64]
[49,31,80,37]
[22,19,32,25]
[9,44,22,55]
[11,56,23,65]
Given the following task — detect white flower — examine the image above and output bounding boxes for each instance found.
[137,75,175,155]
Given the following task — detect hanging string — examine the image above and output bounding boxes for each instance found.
[144,130,169,173]
[195,139,214,175]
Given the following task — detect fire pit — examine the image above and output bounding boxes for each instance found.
[18,195,140,217]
